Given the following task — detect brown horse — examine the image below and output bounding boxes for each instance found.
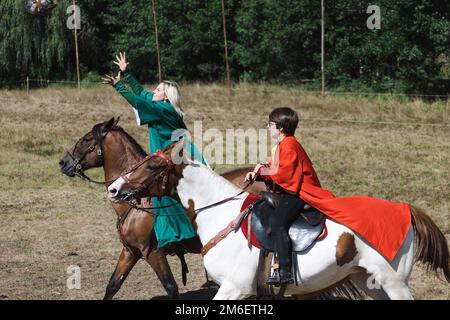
[59,118,265,300]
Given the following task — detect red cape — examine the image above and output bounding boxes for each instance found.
[260,136,411,262]
[299,183,411,261]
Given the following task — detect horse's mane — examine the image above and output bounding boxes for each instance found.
[112,126,147,158]
[93,121,147,158]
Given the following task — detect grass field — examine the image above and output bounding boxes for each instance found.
[0,84,449,299]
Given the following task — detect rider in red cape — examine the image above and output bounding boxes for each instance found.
[246,107,411,283]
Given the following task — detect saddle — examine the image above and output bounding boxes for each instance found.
[250,191,326,293]
[251,191,325,252]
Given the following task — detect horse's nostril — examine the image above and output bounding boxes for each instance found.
[110,188,117,195]
[59,160,65,167]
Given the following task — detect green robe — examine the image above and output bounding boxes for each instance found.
[114,71,205,248]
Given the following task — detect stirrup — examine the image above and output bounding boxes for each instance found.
[279,270,294,285]
[266,272,281,287]
[279,276,294,285]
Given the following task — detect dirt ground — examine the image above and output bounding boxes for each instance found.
[0,85,449,299]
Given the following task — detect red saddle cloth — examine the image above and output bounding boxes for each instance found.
[240,193,327,250]
[240,194,261,249]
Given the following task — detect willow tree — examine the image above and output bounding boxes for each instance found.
[0,1,72,85]
[0,0,111,86]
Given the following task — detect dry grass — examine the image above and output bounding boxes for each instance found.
[0,84,449,300]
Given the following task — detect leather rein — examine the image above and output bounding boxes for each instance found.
[116,150,254,216]
[70,127,253,215]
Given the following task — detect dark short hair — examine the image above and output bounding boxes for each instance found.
[269,107,299,136]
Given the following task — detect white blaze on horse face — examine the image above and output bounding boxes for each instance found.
[107,174,131,200]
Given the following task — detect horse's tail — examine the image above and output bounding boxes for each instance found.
[410,206,450,283]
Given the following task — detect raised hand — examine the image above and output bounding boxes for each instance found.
[114,52,129,72]
[244,171,256,183]
[101,71,121,86]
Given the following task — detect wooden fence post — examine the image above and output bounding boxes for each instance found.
[151,0,162,83]
[321,0,325,96]
[26,76,30,97]
[221,0,232,95]
[73,0,81,91]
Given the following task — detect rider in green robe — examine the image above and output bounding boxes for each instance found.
[110,68,207,249]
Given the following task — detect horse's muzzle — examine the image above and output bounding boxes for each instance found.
[59,153,76,177]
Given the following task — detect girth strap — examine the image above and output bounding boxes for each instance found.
[200,205,253,256]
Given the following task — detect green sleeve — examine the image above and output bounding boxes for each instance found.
[113,80,138,107]
[113,81,163,125]
[123,71,153,101]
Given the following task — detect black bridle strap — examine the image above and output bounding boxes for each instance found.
[123,181,254,216]
[68,126,155,186]
[66,149,112,185]
[67,127,109,184]
[192,188,249,215]
[75,170,109,185]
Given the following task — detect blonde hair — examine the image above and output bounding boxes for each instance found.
[163,80,184,118]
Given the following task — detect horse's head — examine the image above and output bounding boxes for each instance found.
[59,117,120,177]
[107,139,186,202]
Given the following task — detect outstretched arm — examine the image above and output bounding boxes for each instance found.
[102,71,138,107]
[114,52,153,100]
[124,72,153,101]
[103,74,165,125]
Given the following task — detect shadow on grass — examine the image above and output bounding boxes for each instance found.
[150,281,219,300]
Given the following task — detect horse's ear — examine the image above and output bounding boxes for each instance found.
[113,116,120,127]
[104,117,115,131]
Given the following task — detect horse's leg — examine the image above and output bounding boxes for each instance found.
[381,281,414,300]
[103,246,141,300]
[143,250,180,299]
[355,256,414,300]
[213,281,251,300]
[349,271,390,300]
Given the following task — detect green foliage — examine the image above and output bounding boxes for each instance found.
[233,0,320,82]
[0,0,448,94]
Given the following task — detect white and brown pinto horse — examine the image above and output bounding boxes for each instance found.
[107,139,450,300]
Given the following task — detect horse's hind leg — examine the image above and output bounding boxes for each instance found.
[381,281,414,300]
[213,281,251,300]
[103,246,141,300]
[349,271,390,300]
[144,250,180,299]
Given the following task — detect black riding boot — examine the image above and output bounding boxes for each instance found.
[267,232,294,286]
[276,231,294,284]
[266,193,304,286]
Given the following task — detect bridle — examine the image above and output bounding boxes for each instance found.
[69,128,254,215]
[119,149,176,202]
[66,125,111,185]
[67,124,170,187]
[117,150,254,216]
[67,125,183,212]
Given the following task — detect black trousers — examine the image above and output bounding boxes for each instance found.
[269,193,305,275]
